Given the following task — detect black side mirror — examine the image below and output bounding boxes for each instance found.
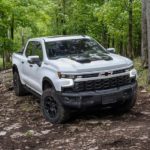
[107,48,116,53]
[27,56,41,67]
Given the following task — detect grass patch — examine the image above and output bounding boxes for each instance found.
[25,130,34,137]
[20,102,33,112]
[134,57,149,90]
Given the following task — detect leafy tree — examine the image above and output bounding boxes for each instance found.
[0,0,142,69]
[96,0,141,55]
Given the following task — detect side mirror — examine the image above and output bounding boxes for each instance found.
[107,48,116,53]
[27,56,41,67]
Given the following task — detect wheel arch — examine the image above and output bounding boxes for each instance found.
[12,64,19,74]
[12,64,18,73]
[42,77,55,91]
[12,64,25,85]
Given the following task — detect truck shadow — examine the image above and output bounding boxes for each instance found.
[14,93,150,125]
[68,108,148,124]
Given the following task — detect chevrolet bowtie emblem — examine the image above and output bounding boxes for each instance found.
[100,72,113,76]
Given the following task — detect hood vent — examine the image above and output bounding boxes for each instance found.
[71,54,113,64]
[71,56,91,63]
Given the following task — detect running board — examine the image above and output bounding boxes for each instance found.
[24,85,41,99]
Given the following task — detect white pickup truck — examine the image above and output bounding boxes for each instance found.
[12,35,137,124]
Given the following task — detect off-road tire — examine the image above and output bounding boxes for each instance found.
[41,89,70,124]
[113,92,137,114]
[13,72,26,96]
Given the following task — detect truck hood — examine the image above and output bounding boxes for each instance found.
[47,53,133,73]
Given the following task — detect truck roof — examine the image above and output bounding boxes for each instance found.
[29,35,91,42]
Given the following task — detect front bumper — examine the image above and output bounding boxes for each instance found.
[57,82,137,109]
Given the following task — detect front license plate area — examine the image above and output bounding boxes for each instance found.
[102,94,117,105]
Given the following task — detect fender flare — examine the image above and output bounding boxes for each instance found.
[12,64,19,74]
[42,77,55,91]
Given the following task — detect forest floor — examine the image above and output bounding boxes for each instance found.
[1,70,150,150]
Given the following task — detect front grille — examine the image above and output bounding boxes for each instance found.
[73,75,131,92]
[82,73,99,78]
[113,69,126,74]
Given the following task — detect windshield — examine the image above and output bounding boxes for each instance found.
[45,38,107,59]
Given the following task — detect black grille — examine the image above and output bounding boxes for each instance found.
[74,75,131,92]
[113,69,126,74]
[82,73,99,78]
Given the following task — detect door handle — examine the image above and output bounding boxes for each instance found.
[21,61,24,64]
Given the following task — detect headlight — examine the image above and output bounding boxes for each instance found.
[125,65,134,72]
[125,65,137,78]
[129,68,137,78]
[57,72,76,79]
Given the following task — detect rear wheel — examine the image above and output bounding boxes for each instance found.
[41,89,70,124]
[13,72,26,96]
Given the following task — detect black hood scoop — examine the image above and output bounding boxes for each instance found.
[71,56,91,63]
[71,53,113,63]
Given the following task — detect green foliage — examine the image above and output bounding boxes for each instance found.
[0,0,54,68]
[0,0,142,69]
[96,0,141,53]
[134,57,149,89]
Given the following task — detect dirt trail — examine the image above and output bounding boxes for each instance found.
[0,71,150,150]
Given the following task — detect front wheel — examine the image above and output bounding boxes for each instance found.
[113,92,137,114]
[41,89,70,124]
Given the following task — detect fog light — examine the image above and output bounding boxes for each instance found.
[61,79,74,87]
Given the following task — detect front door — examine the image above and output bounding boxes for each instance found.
[23,41,43,93]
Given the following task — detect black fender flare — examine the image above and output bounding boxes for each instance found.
[42,77,55,91]
[12,64,19,74]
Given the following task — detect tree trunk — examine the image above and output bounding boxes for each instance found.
[137,31,141,56]
[141,0,148,68]
[122,36,126,56]
[101,22,107,47]
[5,13,14,63]
[2,42,5,69]
[21,28,25,47]
[120,36,123,55]
[146,0,150,83]
[128,0,133,58]
[5,29,11,62]
[62,0,66,35]
[107,34,110,48]
[10,14,14,40]
[112,36,115,48]
[56,9,59,34]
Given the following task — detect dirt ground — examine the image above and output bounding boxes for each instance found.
[1,71,150,150]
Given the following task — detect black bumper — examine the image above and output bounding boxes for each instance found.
[57,82,137,109]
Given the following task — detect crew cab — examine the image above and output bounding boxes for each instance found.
[12,35,137,124]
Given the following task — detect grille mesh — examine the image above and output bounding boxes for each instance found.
[74,75,130,92]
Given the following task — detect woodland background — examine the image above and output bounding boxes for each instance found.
[1,2,150,149]
[1,0,150,87]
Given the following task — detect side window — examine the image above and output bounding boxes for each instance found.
[25,42,33,57]
[25,41,43,61]
[32,42,43,60]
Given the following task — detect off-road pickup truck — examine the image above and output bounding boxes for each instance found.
[12,35,137,124]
